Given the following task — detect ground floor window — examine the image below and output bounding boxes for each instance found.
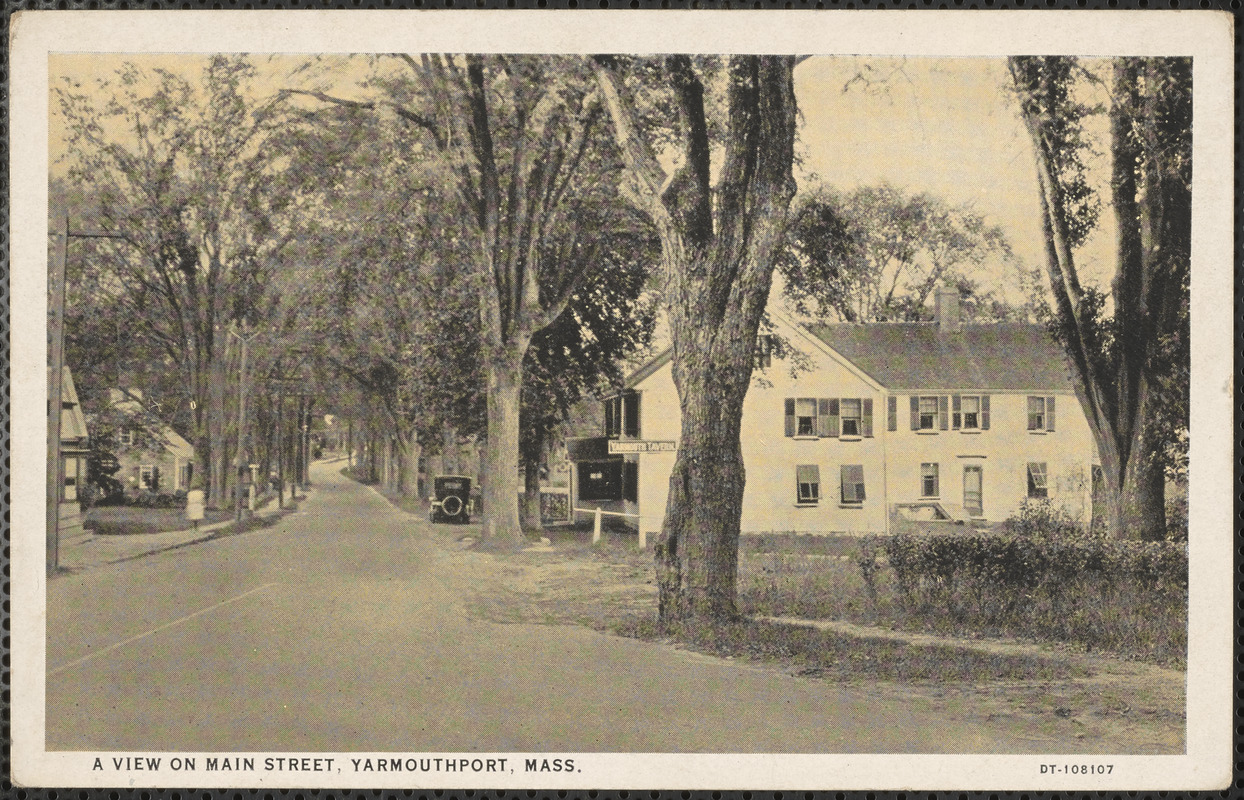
[796,464,820,504]
[840,464,865,505]
[1027,462,1048,499]
[920,462,939,498]
[179,463,194,491]
[140,464,158,490]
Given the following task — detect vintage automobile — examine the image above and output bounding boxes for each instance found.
[429,475,473,524]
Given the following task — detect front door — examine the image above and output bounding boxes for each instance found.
[963,465,983,517]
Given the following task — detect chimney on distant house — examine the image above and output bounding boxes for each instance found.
[934,284,961,332]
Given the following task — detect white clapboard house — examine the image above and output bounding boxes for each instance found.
[567,286,1099,535]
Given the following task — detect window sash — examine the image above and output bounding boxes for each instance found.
[960,396,980,429]
[796,464,820,503]
[918,396,938,429]
[1027,396,1046,431]
[920,463,939,497]
[840,399,861,436]
[795,398,817,436]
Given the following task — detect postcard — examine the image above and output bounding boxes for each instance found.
[10,8,1234,791]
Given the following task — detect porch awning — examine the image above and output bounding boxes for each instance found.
[566,436,620,462]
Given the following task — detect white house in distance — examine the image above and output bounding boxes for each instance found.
[569,286,1099,535]
[109,388,197,493]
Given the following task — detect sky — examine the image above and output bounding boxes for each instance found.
[49,53,1118,307]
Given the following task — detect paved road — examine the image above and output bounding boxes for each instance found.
[48,461,1048,754]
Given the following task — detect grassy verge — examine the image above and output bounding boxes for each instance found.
[84,506,234,535]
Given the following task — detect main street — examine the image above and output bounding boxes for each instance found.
[49,461,1050,754]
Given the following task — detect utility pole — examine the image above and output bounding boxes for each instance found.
[47,215,68,575]
[230,322,261,526]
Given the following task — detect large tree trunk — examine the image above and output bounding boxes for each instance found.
[594,54,797,625]
[397,430,421,499]
[207,357,228,509]
[1097,418,1167,541]
[522,450,543,533]
[656,359,748,621]
[480,352,525,543]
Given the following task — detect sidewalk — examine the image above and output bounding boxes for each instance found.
[57,490,312,573]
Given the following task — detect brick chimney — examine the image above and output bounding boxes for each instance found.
[934,284,961,332]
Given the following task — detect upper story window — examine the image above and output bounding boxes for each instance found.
[119,429,137,447]
[952,395,991,430]
[603,392,641,439]
[785,397,873,439]
[1027,396,1056,432]
[911,395,947,431]
[840,399,862,437]
[794,398,817,436]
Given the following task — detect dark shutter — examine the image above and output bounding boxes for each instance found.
[887,396,897,431]
[817,399,831,437]
[784,399,796,437]
[910,396,920,430]
[951,394,962,429]
[624,392,640,438]
[1046,396,1056,431]
[981,395,991,429]
[828,399,840,437]
[604,398,614,437]
[938,395,949,430]
[623,461,639,503]
[862,398,874,437]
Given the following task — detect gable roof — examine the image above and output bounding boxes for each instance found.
[624,348,673,390]
[807,322,1076,392]
[56,367,90,441]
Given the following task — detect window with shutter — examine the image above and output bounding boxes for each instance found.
[623,391,640,438]
[887,396,897,431]
[1027,396,1047,431]
[796,464,820,504]
[918,396,939,430]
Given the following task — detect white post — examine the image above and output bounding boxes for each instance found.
[638,528,647,549]
[592,507,602,544]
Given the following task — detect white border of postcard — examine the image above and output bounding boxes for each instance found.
[10,9,1235,791]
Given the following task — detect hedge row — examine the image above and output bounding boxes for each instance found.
[857,530,1187,660]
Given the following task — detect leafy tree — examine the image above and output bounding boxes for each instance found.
[592,55,799,624]
[778,183,1022,323]
[518,204,659,529]
[1009,56,1190,540]
[56,55,306,507]
[285,55,631,543]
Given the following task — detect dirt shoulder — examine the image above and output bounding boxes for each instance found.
[401,498,1184,754]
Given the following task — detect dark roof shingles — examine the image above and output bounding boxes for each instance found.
[808,322,1075,392]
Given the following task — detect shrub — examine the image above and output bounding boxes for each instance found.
[872,529,1187,662]
[1002,498,1088,539]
